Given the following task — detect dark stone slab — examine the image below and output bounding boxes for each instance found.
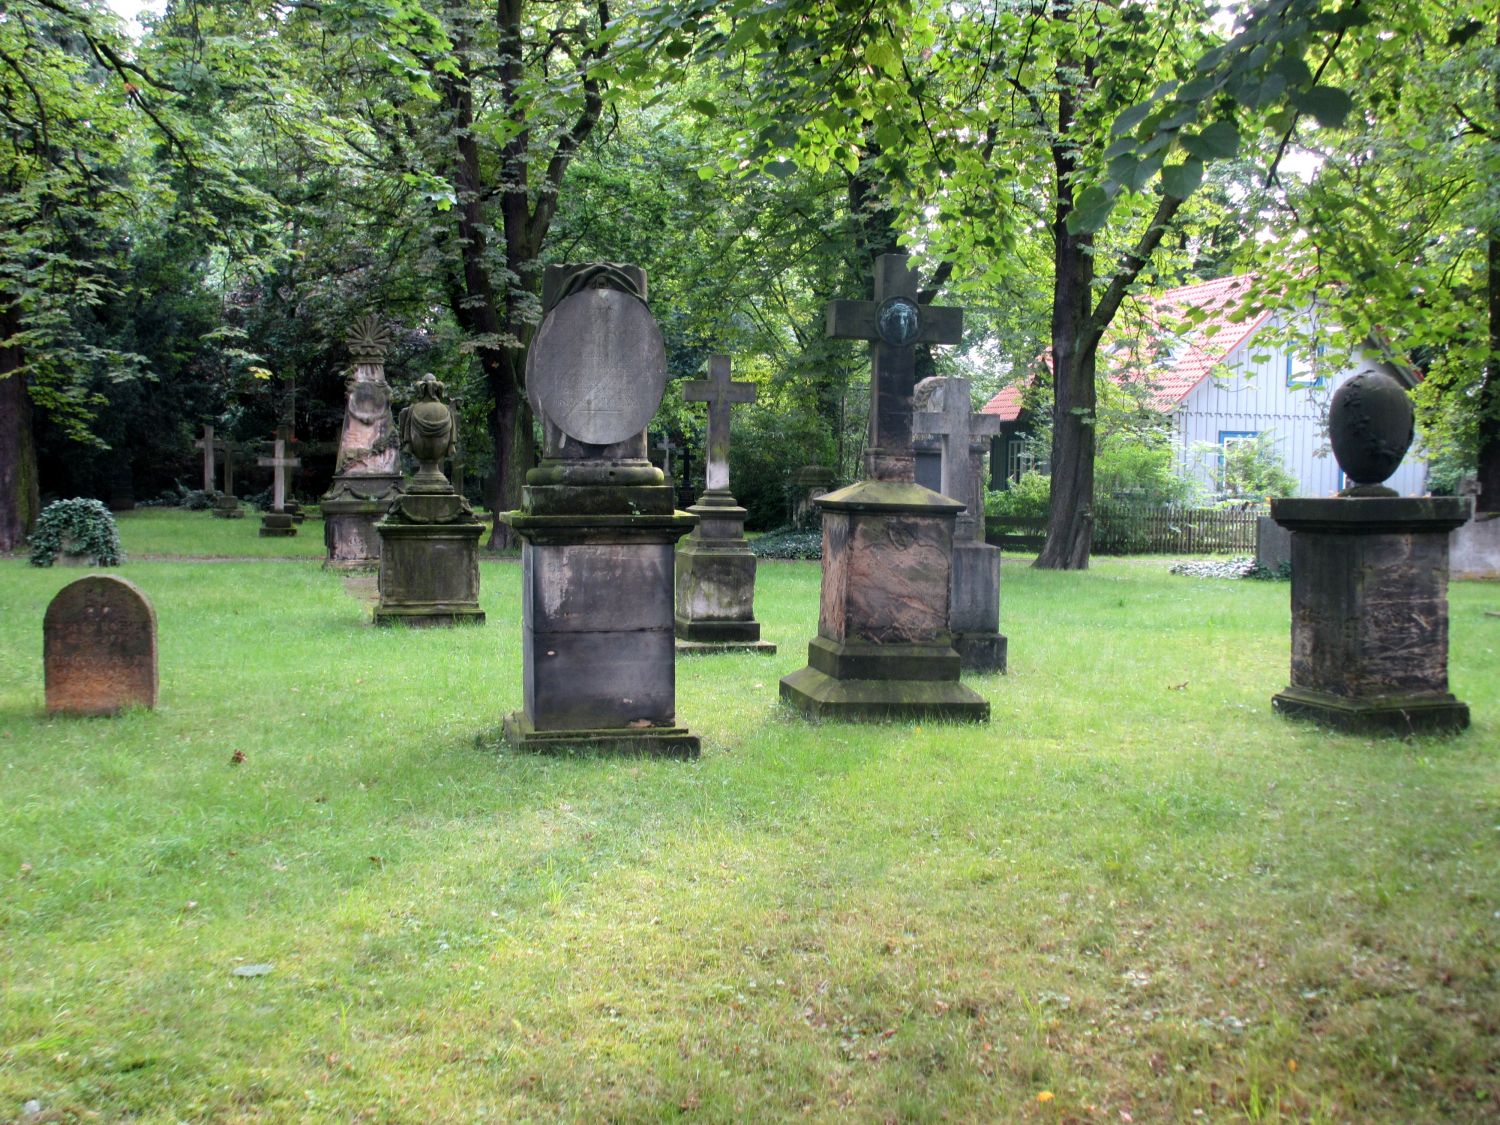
[211,495,244,519]
[1255,516,1291,572]
[1271,496,1470,735]
[259,512,297,538]
[44,575,157,715]
[953,632,1007,675]
[523,624,678,730]
[779,665,990,722]
[373,520,486,627]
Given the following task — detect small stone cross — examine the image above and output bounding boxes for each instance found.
[656,433,676,481]
[684,355,756,495]
[827,253,963,481]
[257,439,301,513]
[193,425,217,493]
[914,376,1000,538]
[220,440,240,496]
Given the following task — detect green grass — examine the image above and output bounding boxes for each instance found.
[1,512,1496,1122]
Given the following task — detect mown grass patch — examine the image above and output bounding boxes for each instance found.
[0,532,1496,1122]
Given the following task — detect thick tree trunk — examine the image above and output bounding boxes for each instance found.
[1478,228,1500,513]
[1036,230,1097,569]
[0,305,40,553]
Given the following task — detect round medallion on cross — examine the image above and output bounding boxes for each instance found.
[876,296,922,347]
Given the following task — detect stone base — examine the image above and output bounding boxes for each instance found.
[779,637,989,722]
[673,495,771,649]
[374,517,485,626]
[953,631,1007,674]
[1273,686,1470,735]
[499,712,699,758]
[259,512,297,537]
[323,499,394,568]
[676,638,778,655]
[211,496,244,519]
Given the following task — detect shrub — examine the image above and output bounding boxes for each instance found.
[986,470,1051,518]
[28,498,124,567]
[748,527,823,560]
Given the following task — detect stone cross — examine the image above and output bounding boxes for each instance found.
[827,253,963,481]
[194,425,217,493]
[257,438,301,512]
[684,355,755,495]
[656,433,676,481]
[914,376,1000,539]
[221,441,239,496]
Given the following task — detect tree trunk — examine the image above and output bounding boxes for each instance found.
[1477,18,1500,513]
[0,304,40,553]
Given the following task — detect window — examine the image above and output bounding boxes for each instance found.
[1005,437,1035,484]
[1286,348,1325,388]
[1218,430,1258,492]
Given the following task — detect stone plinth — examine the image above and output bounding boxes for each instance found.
[675,493,776,653]
[504,503,699,755]
[780,480,989,721]
[950,539,1005,672]
[1271,496,1471,734]
[259,512,296,538]
[44,576,157,715]
[374,494,486,627]
[211,494,244,519]
[323,489,398,569]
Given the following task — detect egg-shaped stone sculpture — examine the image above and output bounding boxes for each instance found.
[1328,371,1414,490]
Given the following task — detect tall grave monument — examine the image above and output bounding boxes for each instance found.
[913,376,1006,672]
[674,356,774,653]
[499,264,700,756]
[194,424,218,498]
[257,436,300,537]
[1271,371,1470,733]
[374,374,486,626]
[780,254,989,721]
[322,316,402,568]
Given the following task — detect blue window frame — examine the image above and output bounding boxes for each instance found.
[1286,349,1326,388]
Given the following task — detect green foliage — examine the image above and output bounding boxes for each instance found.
[746,527,822,560]
[1096,437,1201,507]
[986,470,1051,519]
[27,498,123,567]
[1197,433,1300,501]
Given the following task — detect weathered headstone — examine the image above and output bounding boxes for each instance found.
[44,576,157,715]
[913,376,1006,672]
[374,374,486,626]
[790,464,837,528]
[1450,475,1500,580]
[321,316,402,568]
[499,263,699,756]
[1271,371,1470,733]
[780,254,988,721]
[210,440,244,519]
[194,424,217,495]
[674,355,774,653]
[257,438,301,537]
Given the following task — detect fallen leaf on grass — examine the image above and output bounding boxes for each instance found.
[229,749,246,765]
[1168,682,1188,691]
[1037,1090,1055,1103]
[369,856,383,867]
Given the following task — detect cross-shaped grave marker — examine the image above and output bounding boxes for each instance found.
[257,438,301,513]
[194,425,218,494]
[827,254,963,481]
[220,440,240,496]
[655,433,677,483]
[683,355,756,495]
[914,376,1001,539]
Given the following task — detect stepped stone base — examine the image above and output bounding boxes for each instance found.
[780,637,989,722]
[953,631,1007,674]
[259,512,296,538]
[499,713,699,758]
[1273,686,1469,735]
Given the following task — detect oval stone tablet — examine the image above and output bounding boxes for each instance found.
[526,288,668,446]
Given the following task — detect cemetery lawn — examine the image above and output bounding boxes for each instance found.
[1,526,1496,1122]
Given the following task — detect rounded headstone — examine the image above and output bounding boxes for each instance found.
[526,288,668,446]
[1328,371,1414,487]
[43,575,158,715]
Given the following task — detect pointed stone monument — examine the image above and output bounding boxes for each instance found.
[257,437,301,537]
[1271,371,1470,733]
[374,374,486,626]
[499,263,700,757]
[322,316,402,568]
[674,355,775,654]
[914,376,1006,672]
[780,254,989,721]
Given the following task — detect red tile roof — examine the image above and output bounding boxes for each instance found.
[981,274,1271,419]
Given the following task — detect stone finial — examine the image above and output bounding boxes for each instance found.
[346,315,392,361]
[1328,371,1414,496]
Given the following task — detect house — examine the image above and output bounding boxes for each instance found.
[982,275,1428,498]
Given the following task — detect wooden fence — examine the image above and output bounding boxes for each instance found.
[986,504,1264,555]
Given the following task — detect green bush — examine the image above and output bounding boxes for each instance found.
[985,470,1051,518]
[28,498,124,567]
[748,527,823,560]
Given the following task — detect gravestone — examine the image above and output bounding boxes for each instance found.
[257,438,300,537]
[44,576,157,715]
[374,374,486,626]
[1450,476,1500,579]
[322,316,402,568]
[499,263,699,756]
[780,254,988,721]
[790,464,837,528]
[913,376,1006,672]
[194,424,218,496]
[1271,371,1469,733]
[210,441,244,518]
[674,355,774,653]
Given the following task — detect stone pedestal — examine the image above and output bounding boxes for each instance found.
[1271,496,1471,734]
[504,484,698,756]
[674,493,776,653]
[323,486,400,568]
[780,481,989,721]
[259,511,296,537]
[211,494,243,519]
[374,494,486,627]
